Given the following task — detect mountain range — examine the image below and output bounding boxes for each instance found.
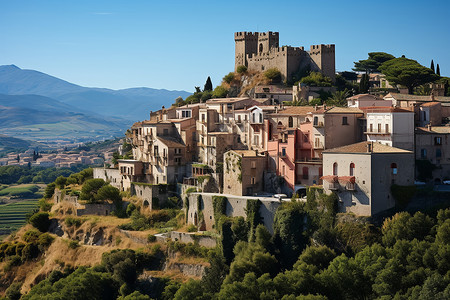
[0,65,190,145]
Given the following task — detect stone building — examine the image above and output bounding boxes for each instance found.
[415,126,450,183]
[223,150,266,196]
[322,141,414,216]
[235,31,335,82]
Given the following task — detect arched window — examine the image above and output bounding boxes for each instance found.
[288,116,293,127]
[350,163,355,176]
[391,163,398,175]
[313,116,318,126]
[259,43,263,52]
[333,163,338,176]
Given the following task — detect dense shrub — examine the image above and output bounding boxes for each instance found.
[29,212,50,232]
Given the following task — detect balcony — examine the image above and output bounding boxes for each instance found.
[365,130,391,135]
[314,142,324,149]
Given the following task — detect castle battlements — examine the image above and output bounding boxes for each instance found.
[235,31,335,82]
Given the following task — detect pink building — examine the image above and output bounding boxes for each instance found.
[267,124,322,194]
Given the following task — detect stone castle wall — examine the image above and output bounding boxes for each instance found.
[186,192,281,234]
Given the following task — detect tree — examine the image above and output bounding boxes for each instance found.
[436,64,440,76]
[204,76,213,92]
[5,282,22,300]
[431,60,435,73]
[236,65,247,74]
[300,72,332,87]
[223,72,235,84]
[80,178,106,202]
[359,73,370,93]
[353,52,395,73]
[212,86,228,98]
[327,89,350,106]
[379,57,439,94]
[264,68,282,82]
[55,176,67,189]
[29,212,50,232]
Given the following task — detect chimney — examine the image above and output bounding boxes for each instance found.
[323,104,327,110]
[367,142,373,153]
[315,104,318,111]
[430,92,435,101]
[427,124,432,131]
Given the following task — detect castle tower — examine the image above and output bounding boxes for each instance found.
[257,31,279,53]
[309,44,336,81]
[234,32,259,70]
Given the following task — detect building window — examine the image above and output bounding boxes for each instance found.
[282,165,285,176]
[391,163,398,175]
[421,149,427,159]
[313,116,318,126]
[251,161,256,169]
[281,148,286,157]
[251,177,255,185]
[202,114,206,122]
[302,167,309,179]
[369,123,373,132]
[385,124,389,133]
[288,116,293,127]
[342,116,348,125]
[436,148,442,158]
[333,162,338,176]
[163,128,169,135]
[350,163,355,176]
[435,137,442,145]
[259,113,262,123]
[377,123,382,133]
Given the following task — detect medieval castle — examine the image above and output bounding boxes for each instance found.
[234,31,336,82]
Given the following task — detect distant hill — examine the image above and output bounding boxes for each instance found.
[0,94,131,143]
[0,65,190,121]
[0,134,41,155]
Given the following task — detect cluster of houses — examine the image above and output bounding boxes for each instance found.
[93,86,450,218]
[0,149,106,168]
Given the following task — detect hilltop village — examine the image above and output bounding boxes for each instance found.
[93,31,450,226]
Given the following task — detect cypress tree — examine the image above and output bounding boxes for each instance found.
[436,64,440,76]
[204,76,213,92]
[430,60,435,73]
[359,73,369,93]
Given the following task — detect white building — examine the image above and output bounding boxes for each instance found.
[363,107,415,151]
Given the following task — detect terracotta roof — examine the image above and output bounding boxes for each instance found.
[420,102,441,107]
[206,97,250,104]
[385,93,450,102]
[347,94,380,100]
[362,106,413,113]
[274,106,315,115]
[321,175,338,182]
[323,141,411,154]
[157,136,186,148]
[338,176,355,183]
[232,150,261,157]
[416,126,450,134]
[325,107,363,114]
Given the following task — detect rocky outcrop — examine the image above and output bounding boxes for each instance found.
[48,219,114,246]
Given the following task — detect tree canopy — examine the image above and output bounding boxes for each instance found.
[353,52,395,73]
[204,76,213,92]
[379,57,439,94]
[299,72,332,87]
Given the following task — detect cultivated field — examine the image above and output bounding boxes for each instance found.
[0,184,42,240]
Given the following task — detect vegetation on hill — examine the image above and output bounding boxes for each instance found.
[0,165,89,185]
[379,57,439,94]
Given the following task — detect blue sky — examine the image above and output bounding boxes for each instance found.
[1,0,449,92]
